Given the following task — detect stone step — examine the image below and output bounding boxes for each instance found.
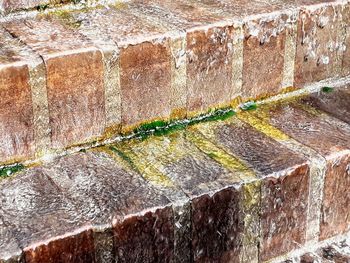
[0,83,349,263]
[0,0,349,166]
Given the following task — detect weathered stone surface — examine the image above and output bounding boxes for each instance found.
[24,230,96,263]
[242,14,288,99]
[0,29,36,164]
[294,4,344,87]
[187,26,235,114]
[320,153,350,241]
[260,164,309,261]
[113,206,174,263]
[253,101,350,241]
[254,102,350,159]
[0,150,175,262]
[4,18,105,149]
[42,150,172,262]
[342,3,350,77]
[120,41,172,130]
[0,168,94,261]
[287,237,350,263]
[1,0,46,12]
[113,131,256,262]
[301,86,350,124]
[0,217,23,263]
[197,118,309,261]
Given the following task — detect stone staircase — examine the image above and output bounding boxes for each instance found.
[0,0,349,262]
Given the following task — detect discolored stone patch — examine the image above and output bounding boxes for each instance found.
[294,5,344,87]
[113,206,174,263]
[320,153,350,241]
[260,164,309,261]
[242,14,288,99]
[186,26,235,114]
[197,118,310,261]
[112,131,257,262]
[300,85,350,124]
[4,18,105,149]
[253,100,350,241]
[120,41,172,130]
[0,29,37,164]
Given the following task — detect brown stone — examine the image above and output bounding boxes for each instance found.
[112,132,254,262]
[24,230,95,263]
[113,206,174,263]
[320,153,350,240]
[0,28,38,164]
[242,15,287,99]
[197,118,309,260]
[255,102,350,158]
[120,41,172,129]
[301,86,350,124]
[294,5,344,87]
[4,18,105,149]
[260,164,309,261]
[0,218,23,263]
[342,3,350,77]
[254,100,350,241]
[0,168,93,260]
[191,188,242,262]
[0,65,34,163]
[186,26,235,114]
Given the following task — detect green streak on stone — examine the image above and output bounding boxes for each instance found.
[0,164,24,179]
[109,146,140,173]
[132,108,236,140]
[321,87,334,93]
[36,4,49,11]
[240,101,258,111]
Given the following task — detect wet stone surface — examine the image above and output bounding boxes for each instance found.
[4,18,105,149]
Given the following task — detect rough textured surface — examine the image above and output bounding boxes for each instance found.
[301,86,350,124]
[186,26,235,114]
[197,119,310,261]
[253,99,350,242]
[0,29,36,164]
[4,18,105,149]
[242,14,287,99]
[294,4,344,87]
[286,237,350,263]
[260,165,309,261]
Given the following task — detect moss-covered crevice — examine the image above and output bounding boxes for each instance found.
[132,107,236,140]
[0,164,24,179]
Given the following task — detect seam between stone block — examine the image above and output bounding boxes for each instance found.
[28,59,51,158]
[238,112,327,244]
[282,21,297,88]
[170,34,188,120]
[232,24,244,100]
[101,48,122,133]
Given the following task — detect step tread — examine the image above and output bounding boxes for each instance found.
[0,84,349,262]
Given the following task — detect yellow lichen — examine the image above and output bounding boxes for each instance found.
[187,130,255,181]
[238,111,289,142]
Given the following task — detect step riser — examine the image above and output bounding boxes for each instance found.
[1,0,349,166]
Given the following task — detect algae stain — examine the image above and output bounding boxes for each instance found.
[0,164,24,179]
[132,107,235,140]
[109,145,174,187]
[240,101,258,111]
[238,112,289,141]
[187,131,255,181]
[321,86,334,93]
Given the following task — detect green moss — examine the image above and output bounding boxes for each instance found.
[240,101,258,111]
[321,86,334,93]
[0,164,24,179]
[132,107,235,140]
[109,146,139,173]
[36,4,49,11]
